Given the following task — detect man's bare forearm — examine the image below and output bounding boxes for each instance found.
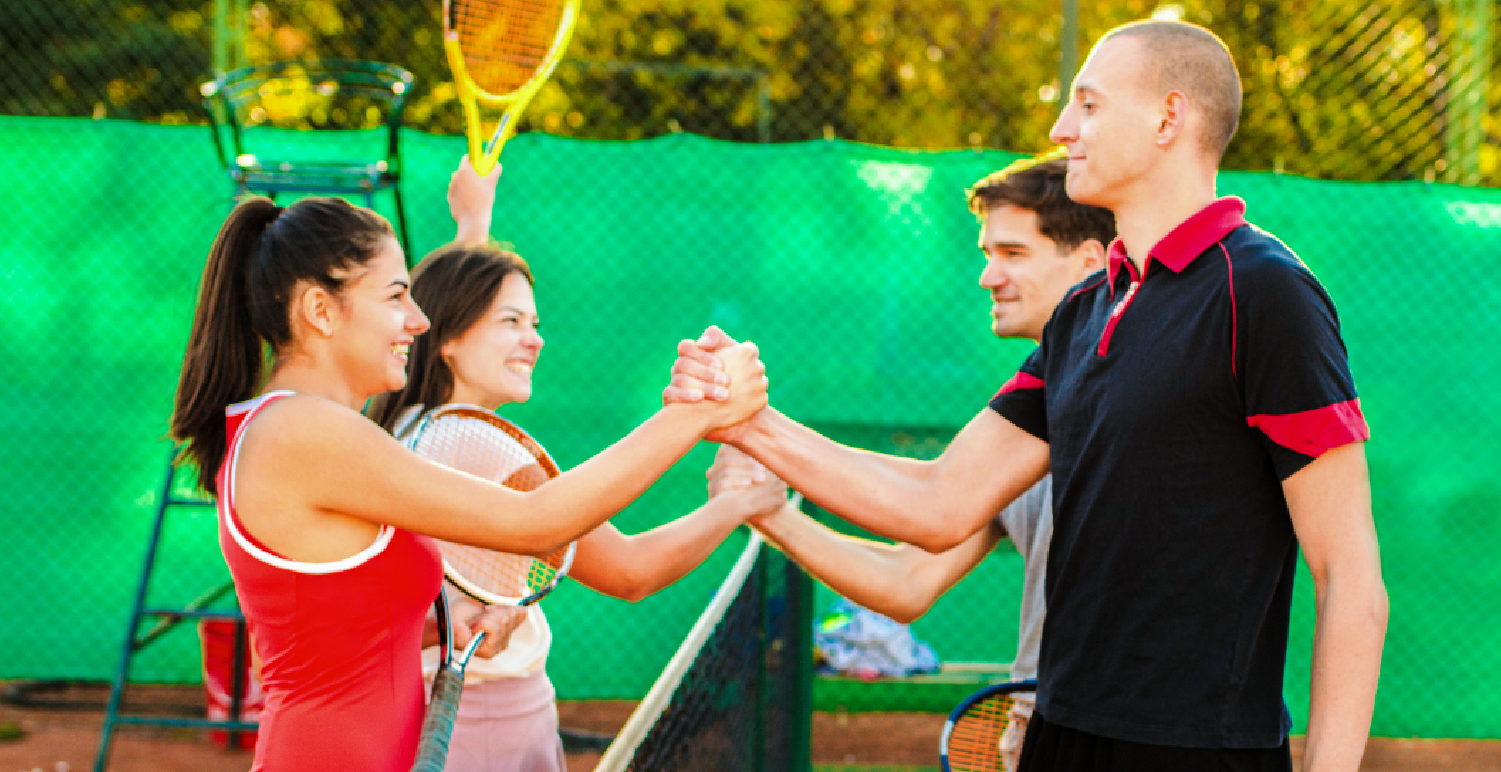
[733,410,950,547]
[755,503,1001,623]
[1302,569,1387,772]
[735,407,1046,552]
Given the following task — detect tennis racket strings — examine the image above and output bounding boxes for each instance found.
[940,680,1037,772]
[450,0,569,96]
[407,406,574,606]
[444,0,580,170]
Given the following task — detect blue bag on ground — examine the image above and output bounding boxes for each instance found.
[813,598,940,678]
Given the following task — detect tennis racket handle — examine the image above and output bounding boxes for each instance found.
[410,667,465,772]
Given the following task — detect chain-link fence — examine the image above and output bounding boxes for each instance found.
[3,0,1501,746]
[7,0,1500,179]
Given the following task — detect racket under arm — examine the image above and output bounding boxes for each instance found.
[939,679,1038,772]
[410,588,488,772]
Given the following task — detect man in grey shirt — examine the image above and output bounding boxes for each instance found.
[708,152,1115,762]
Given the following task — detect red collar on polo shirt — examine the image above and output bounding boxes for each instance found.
[1106,197,1250,288]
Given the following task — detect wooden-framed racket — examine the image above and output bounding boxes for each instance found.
[443,0,582,175]
[404,404,576,607]
[939,680,1038,772]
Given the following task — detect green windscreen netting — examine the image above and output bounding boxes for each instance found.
[2,116,1499,739]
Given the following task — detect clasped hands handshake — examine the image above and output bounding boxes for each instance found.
[667,325,797,532]
[434,327,784,658]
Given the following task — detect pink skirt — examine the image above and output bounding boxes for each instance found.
[442,671,566,772]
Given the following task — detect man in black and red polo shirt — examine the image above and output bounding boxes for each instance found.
[664,19,1386,772]
[1000,21,1386,771]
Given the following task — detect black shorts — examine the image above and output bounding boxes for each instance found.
[1017,711,1293,772]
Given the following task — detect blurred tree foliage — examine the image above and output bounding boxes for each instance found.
[3,0,1497,182]
[0,0,212,122]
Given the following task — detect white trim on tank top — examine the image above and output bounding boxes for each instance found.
[222,390,395,574]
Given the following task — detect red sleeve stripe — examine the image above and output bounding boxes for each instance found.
[1247,399,1370,457]
[997,372,1045,396]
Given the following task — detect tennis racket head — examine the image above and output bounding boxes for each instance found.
[443,0,579,100]
[406,405,575,606]
[939,680,1038,772]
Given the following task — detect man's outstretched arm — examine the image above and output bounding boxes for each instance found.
[668,328,1048,552]
[732,407,1046,553]
[710,446,1006,621]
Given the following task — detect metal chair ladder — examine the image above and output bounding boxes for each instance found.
[93,450,255,772]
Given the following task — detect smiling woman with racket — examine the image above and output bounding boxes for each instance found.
[366,157,787,772]
[170,189,765,771]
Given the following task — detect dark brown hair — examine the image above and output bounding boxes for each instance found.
[170,196,394,494]
[966,155,1117,251]
[369,243,534,433]
[1104,20,1242,159]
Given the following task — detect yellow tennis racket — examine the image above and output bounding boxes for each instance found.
[444,0,581,175]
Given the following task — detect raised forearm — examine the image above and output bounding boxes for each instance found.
[454,216,491,246]
[447,156,498,246]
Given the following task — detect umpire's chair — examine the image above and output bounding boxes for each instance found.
[201,59,416,260]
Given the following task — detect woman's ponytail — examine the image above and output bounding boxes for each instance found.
[170,197,280,495]
[171,195,392,494]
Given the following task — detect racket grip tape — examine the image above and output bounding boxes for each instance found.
[410,667,465,772]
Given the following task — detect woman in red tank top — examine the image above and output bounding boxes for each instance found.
[169,187,768,772]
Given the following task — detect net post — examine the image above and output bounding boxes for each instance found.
[752,550,768,772]
[786,520,814,772]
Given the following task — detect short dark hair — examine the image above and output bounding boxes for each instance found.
[1104,20,1242,159]
[966,152,1117,251]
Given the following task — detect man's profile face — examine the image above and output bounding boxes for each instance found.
[978,204,1091,342]
[1049,36,1161,210]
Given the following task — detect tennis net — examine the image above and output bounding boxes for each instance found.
[593,526,810,772]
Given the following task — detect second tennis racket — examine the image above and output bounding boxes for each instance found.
[404,404,576,607]
[939,680,1038,772]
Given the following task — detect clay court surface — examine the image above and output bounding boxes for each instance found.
[2,684,1496,772]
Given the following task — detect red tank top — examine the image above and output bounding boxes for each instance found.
[217,392,442,772]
